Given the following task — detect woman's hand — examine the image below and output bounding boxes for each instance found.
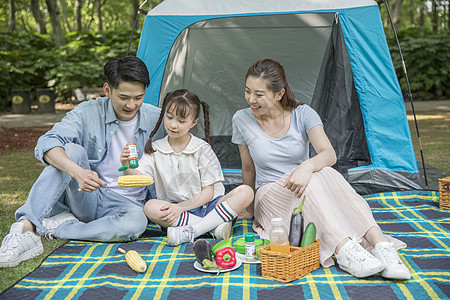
[160,203,185,225]
[284,161,314,198]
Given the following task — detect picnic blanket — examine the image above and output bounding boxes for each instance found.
[1,190,449,299]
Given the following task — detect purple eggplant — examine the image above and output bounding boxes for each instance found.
[289,196,306,247]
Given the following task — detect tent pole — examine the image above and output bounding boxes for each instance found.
[127,0,148,56]
[378,0,429,189]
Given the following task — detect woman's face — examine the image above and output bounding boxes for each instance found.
[245,76,283,117]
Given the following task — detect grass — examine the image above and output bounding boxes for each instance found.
[0,110,449,293]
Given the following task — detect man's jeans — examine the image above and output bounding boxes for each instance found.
[15,143,148,242]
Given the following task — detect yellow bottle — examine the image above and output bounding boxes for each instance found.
[269,218,290,254]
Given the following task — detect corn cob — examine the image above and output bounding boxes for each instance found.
[117,175,154,187]
[118,248,147,273]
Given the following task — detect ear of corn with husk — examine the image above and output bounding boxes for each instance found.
[118,248,147,273]
[117,175,154,187]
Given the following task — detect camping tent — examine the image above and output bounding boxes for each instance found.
[136,0,422,194]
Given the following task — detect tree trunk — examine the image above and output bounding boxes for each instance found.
[130,0,139,28]
[390,0,403,31]
[31,0,47,34]
[432,0,438,31]
[419,4,424,26]
[75,0,83,31]
[45,0,66,47]
[95,0,104,31]
[59,0,72,32]
[9,0,16,32]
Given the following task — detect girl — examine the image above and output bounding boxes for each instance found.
[232,59,411,280]
[121,89,253,246]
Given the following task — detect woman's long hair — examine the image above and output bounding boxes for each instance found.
[246,58,300,108]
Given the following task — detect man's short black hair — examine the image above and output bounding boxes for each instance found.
[104,56,150,90]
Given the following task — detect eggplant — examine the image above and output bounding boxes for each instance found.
[193,239,215,269]
[289,196,306,247]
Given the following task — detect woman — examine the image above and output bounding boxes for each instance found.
[232,58,411,280]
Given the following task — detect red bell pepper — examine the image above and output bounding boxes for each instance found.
[215,247,236,269]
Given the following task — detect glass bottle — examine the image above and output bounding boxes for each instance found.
[269,217,290,254]
[244,232,256,262]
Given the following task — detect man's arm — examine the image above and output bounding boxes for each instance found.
[44,147,106,192]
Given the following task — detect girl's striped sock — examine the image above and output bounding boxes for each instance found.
[192,201,237,238]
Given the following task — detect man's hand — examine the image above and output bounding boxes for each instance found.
[75,168,107,192]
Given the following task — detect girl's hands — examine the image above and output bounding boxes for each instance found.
[160,203,185,225]
[120,146,130,167]
[284,161,314,198]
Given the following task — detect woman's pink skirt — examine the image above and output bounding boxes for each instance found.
[253,167,406,267]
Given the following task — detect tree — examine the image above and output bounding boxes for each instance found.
[95,0,106,31]
[9,0,16,32]
[130,0,139,28]
[75,0,82,31]
[31,0,47,34]
[390,0,404,30]
[45,0,65,47]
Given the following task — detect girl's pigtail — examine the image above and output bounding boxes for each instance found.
[201,101,213,148]
[144,93,170,154]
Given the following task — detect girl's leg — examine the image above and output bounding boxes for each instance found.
[190,185,253,237]
[167,185,254,246]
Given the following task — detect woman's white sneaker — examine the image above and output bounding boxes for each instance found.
[0,222,43,268]
[372,241,411,280]
[336,238,385,278]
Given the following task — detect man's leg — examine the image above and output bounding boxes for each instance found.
[54,189,148,242]
[1,143,95,267]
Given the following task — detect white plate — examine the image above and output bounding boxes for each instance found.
[194,257,242,273]
[235,252,261,264]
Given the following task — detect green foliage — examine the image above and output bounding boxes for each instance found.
[0,28,140,110]
[387,29,450,100]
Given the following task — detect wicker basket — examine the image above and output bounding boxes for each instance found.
[260,240,320,283]
[438,176,450,210]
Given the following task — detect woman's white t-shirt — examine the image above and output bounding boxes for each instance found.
[232,104,323,189]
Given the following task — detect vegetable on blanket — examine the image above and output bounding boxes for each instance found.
[193,239,215,270]
[215,247,237,269]
[118,248,147,273]
[289,195,306,247]
[211,239,233,256]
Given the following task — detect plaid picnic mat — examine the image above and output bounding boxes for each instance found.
[1,190,449,299]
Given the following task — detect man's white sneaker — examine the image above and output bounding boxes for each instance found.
[167,225,195,246]
[336,238,385,278]
[372,241,411,280]
[0,222,43,268]
[209,221,233,240]
[42,212,77,239]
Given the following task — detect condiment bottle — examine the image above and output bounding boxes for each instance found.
[244,232,256,262]
[269,217,290,254]
[126,142,139,169]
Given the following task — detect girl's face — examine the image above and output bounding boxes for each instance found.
[164,104,198,140]
[245,76,284,117]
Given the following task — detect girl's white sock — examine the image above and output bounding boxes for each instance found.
[192,201,237,237]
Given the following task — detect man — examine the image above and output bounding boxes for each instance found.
[0,56,164,267]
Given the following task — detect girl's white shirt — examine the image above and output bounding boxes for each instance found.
[137,134,225,203]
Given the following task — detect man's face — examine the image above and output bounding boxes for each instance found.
[104,81,146,121]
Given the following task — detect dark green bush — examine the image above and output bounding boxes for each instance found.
[0,28,140,111]
[387,29,450,100]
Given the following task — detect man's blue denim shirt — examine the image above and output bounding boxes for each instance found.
[35,97,164,167]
